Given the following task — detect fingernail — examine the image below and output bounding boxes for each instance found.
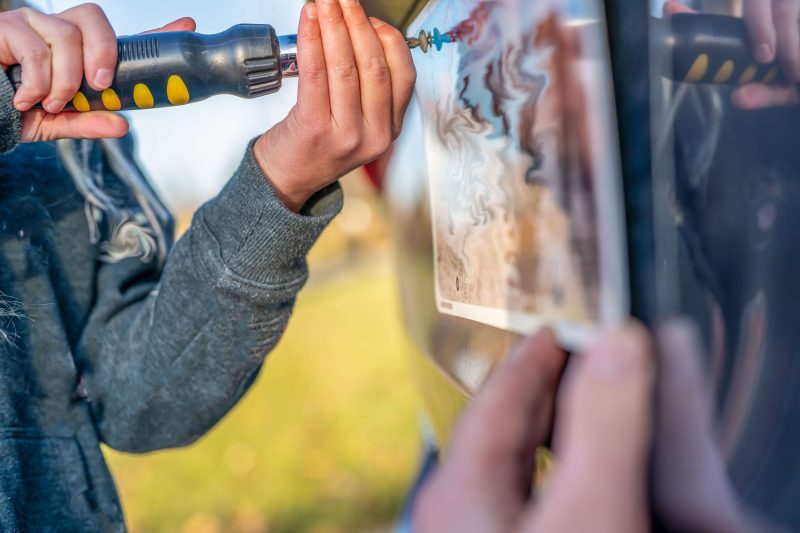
[586,326,648,379]
[658,319,702,357]
[585,340,627,379]
[14,100,32,111]
[94,68,114,89]
[755,44,773,64]
[509,327,557,362]
[305,3,318,19]
[339,0,359,4]
[45,100,64,114]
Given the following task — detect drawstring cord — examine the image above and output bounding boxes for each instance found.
[56,138,170,266]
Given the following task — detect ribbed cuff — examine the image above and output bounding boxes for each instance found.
[0,72,21,154]
[193,139,343,291]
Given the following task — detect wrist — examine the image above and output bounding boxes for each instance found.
[253,133,313,213]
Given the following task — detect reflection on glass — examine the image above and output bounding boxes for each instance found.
[650,2,800,528]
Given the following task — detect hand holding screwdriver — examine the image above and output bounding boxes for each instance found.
[253,0,416,212]
[0,3,197,142]
[0,1,417,214]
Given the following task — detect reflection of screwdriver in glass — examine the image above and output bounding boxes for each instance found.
[406,28,457,53]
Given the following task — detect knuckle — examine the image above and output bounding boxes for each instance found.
[302,63,326,84]
[25,46,51,64]
[15,7,34,19]
[55,22,82,44]
[401,66,417,88]
[306,119,331,143]
[331,58,358,80]
[378,23,404,43]
[78,3,105,17]
[371,128,392,153]
[92,39,118,61]
[339,132,362,154]
[365,56,390,84]
[4,11,27,28]
[97,46,118,64]
[52,76,82,97]
[324,13,342,26]
[392,117,404,138]
[382,135,394,152]
[344,6,370,25]
[352,16,372,31]
[298,24,320,41]
[24,84,49,100]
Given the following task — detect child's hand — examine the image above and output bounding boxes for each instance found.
[0,3,196,142]
[254,0,416,212]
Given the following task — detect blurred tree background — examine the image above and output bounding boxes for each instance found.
[105,173,423,533]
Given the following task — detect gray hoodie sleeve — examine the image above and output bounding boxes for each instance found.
[0,73,22,153]
[77,142,343,453]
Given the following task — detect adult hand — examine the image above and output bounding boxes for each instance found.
[413,325,654,533]
[0,3,196,142]
[253,0,416,212]
[664,0,799,108]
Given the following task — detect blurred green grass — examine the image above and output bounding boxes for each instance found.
[106,198,423,532]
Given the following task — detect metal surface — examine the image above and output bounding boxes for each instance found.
[278,34,299,76]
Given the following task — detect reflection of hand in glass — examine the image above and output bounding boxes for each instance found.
[652,322,768,533]
[664,0,799,109]
[413,326,654,532]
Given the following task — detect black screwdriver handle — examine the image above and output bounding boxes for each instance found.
[658,13,786,86]
[6,24,286,112]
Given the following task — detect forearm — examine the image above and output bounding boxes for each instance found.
[79,142,342,452]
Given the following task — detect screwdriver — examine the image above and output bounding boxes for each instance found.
[6,24,298,112]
